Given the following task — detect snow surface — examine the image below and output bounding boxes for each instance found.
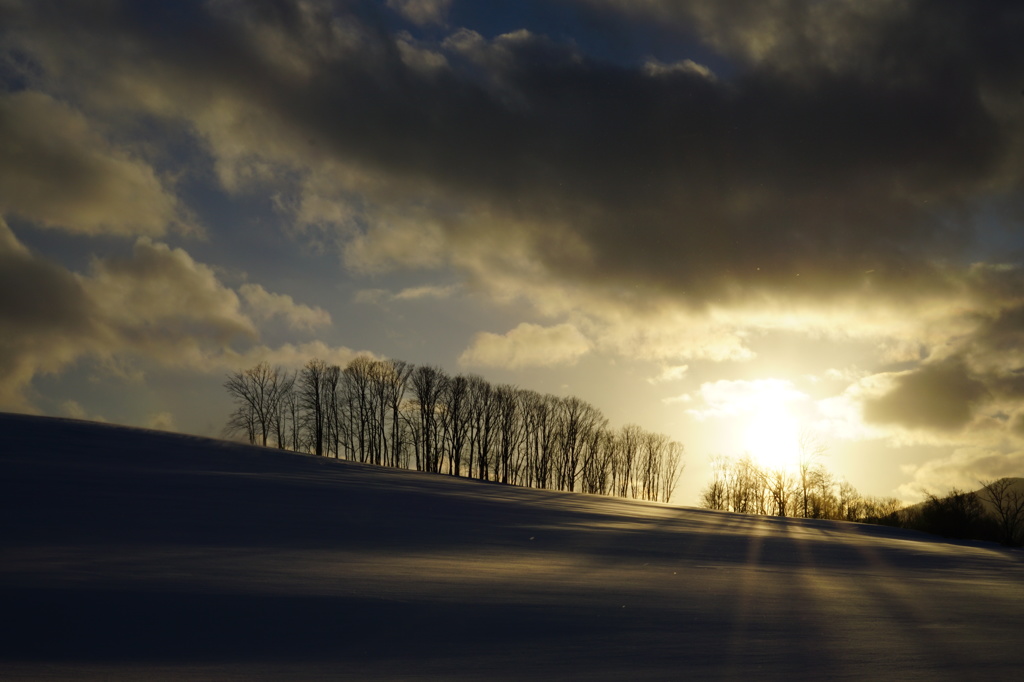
[2,412,1023,680]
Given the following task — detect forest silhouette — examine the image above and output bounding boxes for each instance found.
[224,357,1023,545]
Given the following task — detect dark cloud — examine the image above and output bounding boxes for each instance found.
[6,0,1023,306]
[1013,413,1024,439]
[0,219,101,407]
[0,221,328,409]
[863,357,991,432]
[0,91,188,235]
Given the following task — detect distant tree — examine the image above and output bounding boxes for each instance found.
[701,455,730,511]
[764,467,796,517]
[909,488,995,540]
[658,440,685,503]
[343,356,375,462]
[466,375,497,480]
[411,365,446,472]
[381,359,414,468]
[797,431,828,518]
[271,370,296,449]
[557,397,605,493]
[837,479,862,522]
[299,359,328,456]
[980,478,1024,547]
[441,374,471,476]
[493,384,523,484]
[224,401,258,445]
[223,361,291,447]
[616,425,642,498]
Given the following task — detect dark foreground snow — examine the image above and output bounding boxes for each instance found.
[2,413,1023,680]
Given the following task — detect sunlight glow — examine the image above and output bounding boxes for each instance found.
[742,403,802,472]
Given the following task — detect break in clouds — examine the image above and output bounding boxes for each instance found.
[2,0,1024,466]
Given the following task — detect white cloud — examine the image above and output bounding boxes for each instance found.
[686,378,809,420]
[354,284,458,305]
[459,323,592,369]
[240,283,331,332]
[648,364,690,384]
[643,58,715,80]
[393,284,458,301]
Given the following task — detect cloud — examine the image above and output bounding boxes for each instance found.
[393,284,458,301]
[863,358,991,432]
[0,218,102,408]
[228,341,372,372]
[354,284,458,305]
[387,0,453,26]
[648,364,690,384]
[147,411,175,431]
[13,1,1019,308]
[0,222,349,409]
[83,238,257,350]
[896,445,1024,501]
[0,91,190,236]
[239,283,331,332]
[643,58,715,80]
[686,378,808,420]
[5,0,1024,384]
[459,323,592,369]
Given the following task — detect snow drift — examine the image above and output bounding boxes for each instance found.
[2,412,1023,680]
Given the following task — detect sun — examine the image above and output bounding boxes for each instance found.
[741,401,803,472]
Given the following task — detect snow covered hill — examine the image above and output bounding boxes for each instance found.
[2,412,1023,680]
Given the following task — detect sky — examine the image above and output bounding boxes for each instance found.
[2,0,1024,506]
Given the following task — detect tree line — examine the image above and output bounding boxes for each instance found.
[698,446,904,524]
[699,441,1024,547]
[224,358,685,503]
[888,479,1024,547]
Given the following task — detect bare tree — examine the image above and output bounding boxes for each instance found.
[581,427,617,496]
[299,359,328,456]
[411,365,447,473]
[223,361,291,447]
[224,401,258,445]
[271,370,296,449]
[837,479,862,521]
[797,431,828,518]
[616,424,642,498]
[701,455,730,511]
[344,356,376,463]
[466,375,497,480]
[980,478,1024,546]
[493,385,524,484]
[441,374,471,476]
[386,359,414,468]
[764,467,796,517]
[659,440,685,503]
[556,396,605,493]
